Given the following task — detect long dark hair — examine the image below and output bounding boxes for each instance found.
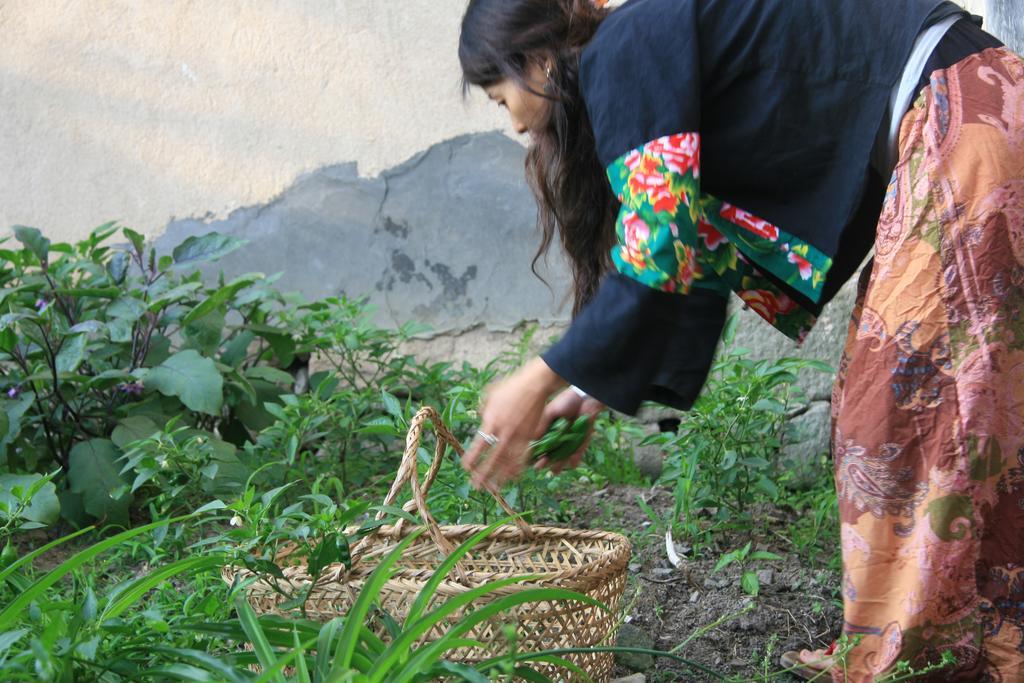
[459,0,617,315]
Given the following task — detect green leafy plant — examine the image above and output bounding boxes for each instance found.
[712,541,782,597]
[652,315,831,532]
[582,415,649,487]
[0,506,227,681]
[0,470,59,540]
[531,416,590,462]
[0,224,304,524]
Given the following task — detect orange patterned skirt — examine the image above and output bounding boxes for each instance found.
[831,47,1024,681]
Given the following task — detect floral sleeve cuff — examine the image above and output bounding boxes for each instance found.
[607,133,833,343]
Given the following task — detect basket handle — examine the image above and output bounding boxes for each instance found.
[349,406,533,569]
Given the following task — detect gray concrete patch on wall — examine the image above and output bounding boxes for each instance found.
[156,131,572,335]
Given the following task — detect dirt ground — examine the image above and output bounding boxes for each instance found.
[560,484,843,682]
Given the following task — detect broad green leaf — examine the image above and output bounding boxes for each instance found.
[0,412,8,458]
[0,392,35,452]
[221,331,255,367]
[0,328,15,353]
[252,328,295,367]
[244,366,294,386]
[111,416,161,449]
[194,499,227,514]
[123,228,146,254]
[740,570,760,596]
[0,473,59,525]
[181,275,260,326]
[172,233,247,269]
[68,320,105,334]
[801,359,834,374]
[108,318,133,343]
[143,350,223,415]
[713,551,738,573]
[198,441,248,497]
[381,390,403,422]
[183,309,225,356]
[721,312,740,346]
[752,398,786,414]
[143,333,172,366]
[0,312,33,330]
[13,226,49,262]
[749,550,784,562]
[68,439,131,524]
[84,368,132,391]
[148,282,203,311]
[55,333,87,374]
[108,296,148,322]
[0,629,28,657]
[108,251,130,284]
[755,475,780,499]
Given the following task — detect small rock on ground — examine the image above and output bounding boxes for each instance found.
[611,675,646,683]
[615,623,655,672]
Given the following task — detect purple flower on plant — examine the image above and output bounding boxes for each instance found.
[6,386,20,399]
[35,298,48,313]
[119,382,144,396]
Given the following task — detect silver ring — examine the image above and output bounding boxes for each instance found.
[476,430,499,447]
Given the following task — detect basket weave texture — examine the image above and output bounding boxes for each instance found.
[224,407,631,681]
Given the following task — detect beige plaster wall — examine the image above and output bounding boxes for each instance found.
[0,0,990,244]
[0,0,511,242]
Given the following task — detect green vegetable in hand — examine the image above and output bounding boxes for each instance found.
[530,415,591,462]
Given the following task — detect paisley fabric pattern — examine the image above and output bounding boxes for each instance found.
[831,47,1024,681]
[606,133,831,342]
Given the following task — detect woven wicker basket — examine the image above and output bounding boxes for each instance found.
[224,406,631,681]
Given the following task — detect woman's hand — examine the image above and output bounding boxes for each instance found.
[534,388,606,474]
[462,357,566,490]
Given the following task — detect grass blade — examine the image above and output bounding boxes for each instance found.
[314,618,343,677]
[234,595,284,683]
[330,529,424,673]
[424,661,490,683]
[367,574,532,680]
[403,519,509,627]
[103,555,222,621]
[251,633,318,683]
[389,586,606,682]
[291,627,311,683]
[0,525,94,585]
[0,514,195,630]
[145,647,251,683]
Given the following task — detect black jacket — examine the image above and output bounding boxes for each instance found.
[542,0,988,414]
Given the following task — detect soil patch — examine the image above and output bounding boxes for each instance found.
[558,484,842,682]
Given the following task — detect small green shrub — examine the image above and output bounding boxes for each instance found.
[0,224,303,525]
[650,315,832,538]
